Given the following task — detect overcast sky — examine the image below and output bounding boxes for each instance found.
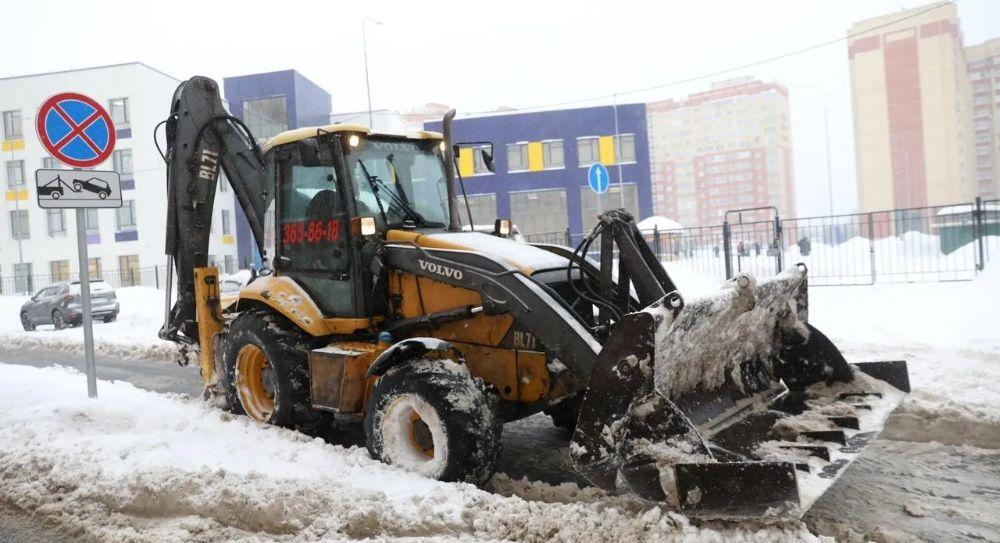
[4,0,998,216]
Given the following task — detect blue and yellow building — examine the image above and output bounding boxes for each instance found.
[425,104,652,240]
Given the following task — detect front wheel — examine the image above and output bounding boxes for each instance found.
[364,359,502,484]
[20,313,34,331]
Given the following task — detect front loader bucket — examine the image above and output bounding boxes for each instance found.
[570,266,909,519]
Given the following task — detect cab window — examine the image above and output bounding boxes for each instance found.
[279,165,347,272]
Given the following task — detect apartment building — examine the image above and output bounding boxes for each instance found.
[967,38,1000,199]
[425,105,653,239]
[0,62,238,293]
[848,2,976,213]
[646,77,795,226]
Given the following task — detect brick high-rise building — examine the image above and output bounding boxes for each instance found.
[967,38,1000,199]
[645,77,794,227]
[848,3,976,212]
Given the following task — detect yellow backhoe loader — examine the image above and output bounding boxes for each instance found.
[158,76,910,518]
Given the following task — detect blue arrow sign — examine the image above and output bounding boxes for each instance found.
[588,163,610,194]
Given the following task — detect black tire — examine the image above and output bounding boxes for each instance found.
[544,392,584,431]
[52,310,66,330]
[222,309,326,431]
[364,358,502,484]
[99,191,108,199]
[20,312,34,332]
[52,191,61,199]
[73,182,82,191]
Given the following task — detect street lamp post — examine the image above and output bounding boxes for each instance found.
[362,17,382,129]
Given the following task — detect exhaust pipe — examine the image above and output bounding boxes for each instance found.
[441,109,461,232]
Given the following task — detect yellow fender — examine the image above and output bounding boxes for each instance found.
[238,275,374,336]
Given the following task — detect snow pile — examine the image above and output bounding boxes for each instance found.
[0,286,176,361]
[809,265,1000,449]
[636,215,684,232]
[0,364,828,542]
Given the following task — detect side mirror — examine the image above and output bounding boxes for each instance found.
[481,148,495,173]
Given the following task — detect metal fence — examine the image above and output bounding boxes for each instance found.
[0,265,174,296]
[523,197,1000,286]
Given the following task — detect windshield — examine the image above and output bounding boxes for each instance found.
[348,138,449,228]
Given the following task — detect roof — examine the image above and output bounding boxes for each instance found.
[261,123,443,152]
[0,61,180,84]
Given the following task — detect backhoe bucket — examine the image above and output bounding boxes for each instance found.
[570,266,909,519]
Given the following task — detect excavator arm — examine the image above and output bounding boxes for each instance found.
[158,76,272,345]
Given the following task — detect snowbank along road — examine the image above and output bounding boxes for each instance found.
[1,266,999,541]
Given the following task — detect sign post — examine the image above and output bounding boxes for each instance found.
[35,92,118,398]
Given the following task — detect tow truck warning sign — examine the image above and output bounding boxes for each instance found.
[35,169,122,209]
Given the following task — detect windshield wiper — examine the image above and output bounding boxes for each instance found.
[358,159,435,227]
[356,159,389,225]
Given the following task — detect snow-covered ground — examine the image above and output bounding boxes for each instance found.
[1,262,998,541]
[0,364,826,542]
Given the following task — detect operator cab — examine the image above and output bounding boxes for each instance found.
[259,125,450,319]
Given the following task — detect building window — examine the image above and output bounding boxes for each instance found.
[46,209,66,236]
[119,255,140,287]
[13,263,32,294]
[457,193,498,225]
[577,137,600,166]
[113,149,133,178]
[615,134,636,164]
[6,160,25,188]
[42,157,63,170]
[221,209,231,235]
[109,98,130,126]
[224,255,237,274]
[88,257,102,279]
[507,143,529,172]
[116,200,137,230]
[243,96,288,141]
[219,171,229,193]
[2,110,22,140]
[85,209,100,232]
[580,183,639,232]
[10,209,29,239]
[542,140,565,169]
[50,260,70,282]
[509,188,568,235]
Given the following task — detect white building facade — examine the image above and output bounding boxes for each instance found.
[0,62,238,294]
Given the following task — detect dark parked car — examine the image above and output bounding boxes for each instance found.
[73,177,112,199]
[20,280,120,331]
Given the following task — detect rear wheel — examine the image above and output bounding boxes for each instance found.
[52,310,66,330]
[222,309,325,431]
[20,313,34,332]
[364,359,502,484]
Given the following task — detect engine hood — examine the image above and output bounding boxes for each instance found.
[386,230,568,275]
